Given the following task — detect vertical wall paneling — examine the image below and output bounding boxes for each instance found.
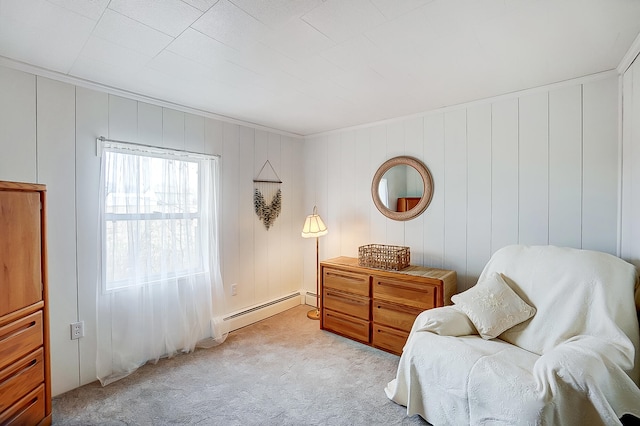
[0,66,36,182]
[36,77,79,395]
[75,87,108,387]
[630,60,640,266]
[137,103,163,146]
[387,122,405,158]
[354,128,372,252]
[632,60,640,261]
[623,60,640,267]
[466,104,492,283]
[385,122,405,247]
[222,123,241,301]
[518,92,549,245]
[422,114,445,268]
[491,98,519,253]
[162,108,185,151]
[443,110,468,289]
[326,134,342,258]
[280,136,300,293]
[205,118,223,156]
[253,130,269,302]
[369,127,388,244]
[548,85,583,248]
[582,76,619,254]
[108,95,137,141]
[267,133,282,301]
[302,136,319,298]
[404,118,425,266]
[339,131,359,257]
[236,126,255,310]
[184,113,205,153]
[621,70,633,261]
[315,137,329,278]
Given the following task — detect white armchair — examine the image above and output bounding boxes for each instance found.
[386,245,640,425]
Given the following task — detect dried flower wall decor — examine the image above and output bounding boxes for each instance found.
[253,160,282,230]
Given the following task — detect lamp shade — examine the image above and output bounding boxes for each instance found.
[301,206,328,238]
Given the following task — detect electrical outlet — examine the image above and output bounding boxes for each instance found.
[231,283,237,296]
[70,321,84,340]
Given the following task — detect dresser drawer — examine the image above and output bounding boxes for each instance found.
[0,348,44,413]
[372,324,409,355]
[0,383,45,425]
[373,300,423,332]
[323,268,369,297]
[323,309,370,343]
[373,277,437,310]
[323,289,370,320]
[0,311,43,370]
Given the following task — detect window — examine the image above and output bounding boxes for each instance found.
[97,140,227,386]
[103,148,203,290]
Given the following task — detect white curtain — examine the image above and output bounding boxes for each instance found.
[96,142,228,386]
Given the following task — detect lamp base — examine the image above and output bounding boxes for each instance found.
[307,308,320,320]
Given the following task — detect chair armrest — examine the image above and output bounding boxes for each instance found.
[412,306,477,336]
[533,336,640,423]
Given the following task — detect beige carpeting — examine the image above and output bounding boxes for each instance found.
[52,305,427,425]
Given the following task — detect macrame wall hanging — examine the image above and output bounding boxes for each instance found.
[253,160,282,230]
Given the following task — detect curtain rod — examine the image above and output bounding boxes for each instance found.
[96,136,221,159]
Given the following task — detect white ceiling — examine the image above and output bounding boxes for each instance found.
[1,0,639,136]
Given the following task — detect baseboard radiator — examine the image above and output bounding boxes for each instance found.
[223,291,303,331]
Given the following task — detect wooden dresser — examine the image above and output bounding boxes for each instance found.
[0,181,51,425]
[320,256,456,355]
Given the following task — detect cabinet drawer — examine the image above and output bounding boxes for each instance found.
[323,268,369,297]
[323,289,370,320]
[323,309,370,343]
[373,300,423,332]
[0,383,45,425]
[0,311,43,370]
[373,277,437,310]
[0,348,44,413]
[372,324,409,355]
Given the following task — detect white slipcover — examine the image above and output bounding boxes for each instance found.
[386,245,640,425]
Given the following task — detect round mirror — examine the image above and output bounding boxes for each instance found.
[371,156,433,221]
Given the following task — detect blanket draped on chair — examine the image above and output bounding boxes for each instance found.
[386,245,640,425]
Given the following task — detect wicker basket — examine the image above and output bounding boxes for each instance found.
[358,244,410,271]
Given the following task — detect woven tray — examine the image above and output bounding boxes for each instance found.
[358,244,410,271]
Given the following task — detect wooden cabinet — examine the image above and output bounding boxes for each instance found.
[0,181,51,425]
[320,257,456,355]
[396,197,421,212]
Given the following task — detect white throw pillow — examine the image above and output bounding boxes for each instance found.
[451,272,536,339]
[413,306,477,336]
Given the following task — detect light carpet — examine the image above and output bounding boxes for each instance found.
[52,305,427,425]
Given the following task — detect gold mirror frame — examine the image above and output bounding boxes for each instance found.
[371,156,434,221]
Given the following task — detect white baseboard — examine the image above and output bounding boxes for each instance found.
[223,292,303,332]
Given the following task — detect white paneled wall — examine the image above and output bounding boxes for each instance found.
[622,57,640,268]
[304,74,620,291]
[0,64,305,396]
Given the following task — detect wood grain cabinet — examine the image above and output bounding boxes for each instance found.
[0,181,51,426]
[320,257,456,355]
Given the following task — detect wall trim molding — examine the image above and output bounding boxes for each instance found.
[0,56,304,139]
[617,32,640,75]
[223,292,303,332]
[305,69,619,139]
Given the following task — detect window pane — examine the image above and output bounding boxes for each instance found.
[104,149,203,290]
[105,152,199,215]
